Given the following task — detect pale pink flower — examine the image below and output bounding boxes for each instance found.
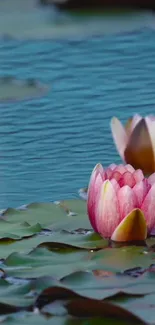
[87,163,155,242]
[110,114,155,175]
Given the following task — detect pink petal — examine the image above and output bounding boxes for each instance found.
[148,173,155,185]
[110,178,120,193]
[145,116,155,161]
[117,185,137,220]
[105,167,113,179]
[106,164,120,179]
[141,183,155,233]
[109,163,117,170]
[110,117,128,160]
[87,173,103,232]
[95,180,120,238]
[125,164,135,173]
[87,164,104,231]
[147,115,155,121]
[133,179,151,208]
[113,164,127,175]
[111,171,122,182]
[119,171,136,188]
[88,164,104,193]
[97,163,105,179]
[133,169,144,183]
[129,114,142,133]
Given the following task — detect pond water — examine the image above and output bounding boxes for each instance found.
[0,9,155,208]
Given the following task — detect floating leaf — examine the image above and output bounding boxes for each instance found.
[0,314,133,325]
[113,293,155,324]
[0,276,59,307]
[0,231,108,259]
[35,286,145,324]
[0,76,48,102]
[2,200,91,233]
[61,270,155,297]
[0,220,41,240]
[0,198,154,323]
[0,1,154,39]
[3,248,93,279]
[90,247,153,272]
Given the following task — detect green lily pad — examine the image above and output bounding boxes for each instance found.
[112,293,155,324]
[0,231,108,259]
[0,77,48,102]
[0,276,60,307]
[0,220,41,240]
[34,285,146,324]
[61,270,155,297]
[91,247,153,272]
[0,198,154,323]
[3,247,93,279]
[2,200,91,232]
[0,314,134,325]
[0,315,69,325]
[2,246,155,289]
[0,0,154,40]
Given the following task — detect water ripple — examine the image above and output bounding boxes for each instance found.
[0,29,155,207]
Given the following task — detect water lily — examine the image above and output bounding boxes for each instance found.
[87,163,155,242]
[111,114,155,175]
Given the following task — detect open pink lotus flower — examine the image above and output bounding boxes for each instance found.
[87,163,155,242]
[111,114,155,175]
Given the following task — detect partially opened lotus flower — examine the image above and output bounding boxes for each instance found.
[87,163,155,242]
[111,114,155,175]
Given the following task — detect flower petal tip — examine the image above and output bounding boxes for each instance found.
[93,163,104,174]
[110,117,128,160]
[110,116,118,124]
[111,208,147,242]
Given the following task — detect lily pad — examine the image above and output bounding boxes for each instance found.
[112,293,155,324]
[0,220,41,240]
[0,199,155,323]
[0,314,134,325]
[2,200,91,232]
[3,247,93,279]
[0,276,59,307]
[34,285,146,324]
[0,76,48,102]
[0,0,154,39]
[90,247,153,272]
[2,245,155,286]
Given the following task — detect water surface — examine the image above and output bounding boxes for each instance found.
[0,26,155,208]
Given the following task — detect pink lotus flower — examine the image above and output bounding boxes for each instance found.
[87,163,155,242]
[111,114,155,175]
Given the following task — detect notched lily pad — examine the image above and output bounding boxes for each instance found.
[0,76,48,102]
[0,220,42,240]
[2,200,91,233]
[35,285,146,324]
[2,247,95,279]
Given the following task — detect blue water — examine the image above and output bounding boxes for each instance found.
[0,28,155,208]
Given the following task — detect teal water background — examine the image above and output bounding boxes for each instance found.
[0,24,155,208]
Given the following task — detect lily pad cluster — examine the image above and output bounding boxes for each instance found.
[0,0,154,39]
[0,199,154,324]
